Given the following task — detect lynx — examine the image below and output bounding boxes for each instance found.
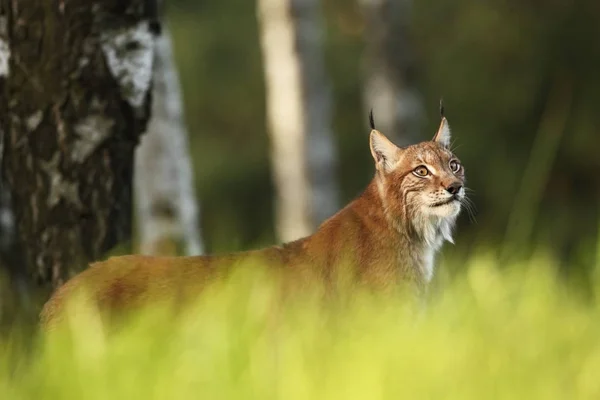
[41,110,466,328]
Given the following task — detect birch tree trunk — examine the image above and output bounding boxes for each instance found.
[0,0,157,288]
[0,185,16,273]
[0,12,31,309]
[360,0,422,144]
[134,24,204,256]
[0,184,25,284]
[257,0,338,242]
[299,0,339,226]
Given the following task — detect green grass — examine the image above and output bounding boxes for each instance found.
[1,251,600,399]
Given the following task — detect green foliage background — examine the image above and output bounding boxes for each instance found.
[167,0,600,281]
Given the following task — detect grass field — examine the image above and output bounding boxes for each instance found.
[1,250,599,399]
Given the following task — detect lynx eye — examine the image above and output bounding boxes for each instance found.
[449,160,461,173]
[413,166,429,177]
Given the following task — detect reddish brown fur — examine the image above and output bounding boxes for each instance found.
[40,118,466,329]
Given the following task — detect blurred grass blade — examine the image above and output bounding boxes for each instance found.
[502,73,573,259]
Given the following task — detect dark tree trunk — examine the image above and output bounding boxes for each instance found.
[0,0,158,288]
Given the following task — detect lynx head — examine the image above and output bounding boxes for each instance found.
[369,112,465,246]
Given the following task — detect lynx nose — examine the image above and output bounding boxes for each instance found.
[445,182,462,195]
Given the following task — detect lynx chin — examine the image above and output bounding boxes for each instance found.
[40,111,466,328]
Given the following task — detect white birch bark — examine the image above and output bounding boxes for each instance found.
[2,0,156,287]
[257,0,338,242]
[134,25,204,256]
[360,0,423,144]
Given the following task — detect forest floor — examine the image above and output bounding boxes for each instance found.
[1,250,599,399]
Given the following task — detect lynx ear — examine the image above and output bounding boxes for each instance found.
[370,130,400,172]
[432,117,451,147]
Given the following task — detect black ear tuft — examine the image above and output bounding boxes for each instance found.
[369,109,375,130]
[439,98,445,118]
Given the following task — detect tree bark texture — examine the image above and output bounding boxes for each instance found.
[0,0,158,288]
[257,0,338,242]
[134,23,204,256]
[360,0,422,144]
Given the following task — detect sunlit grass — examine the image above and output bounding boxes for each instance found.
[2,251,600,399]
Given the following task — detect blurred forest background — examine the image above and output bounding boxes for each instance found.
[1,0,600,315]
[166,0,600,279]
